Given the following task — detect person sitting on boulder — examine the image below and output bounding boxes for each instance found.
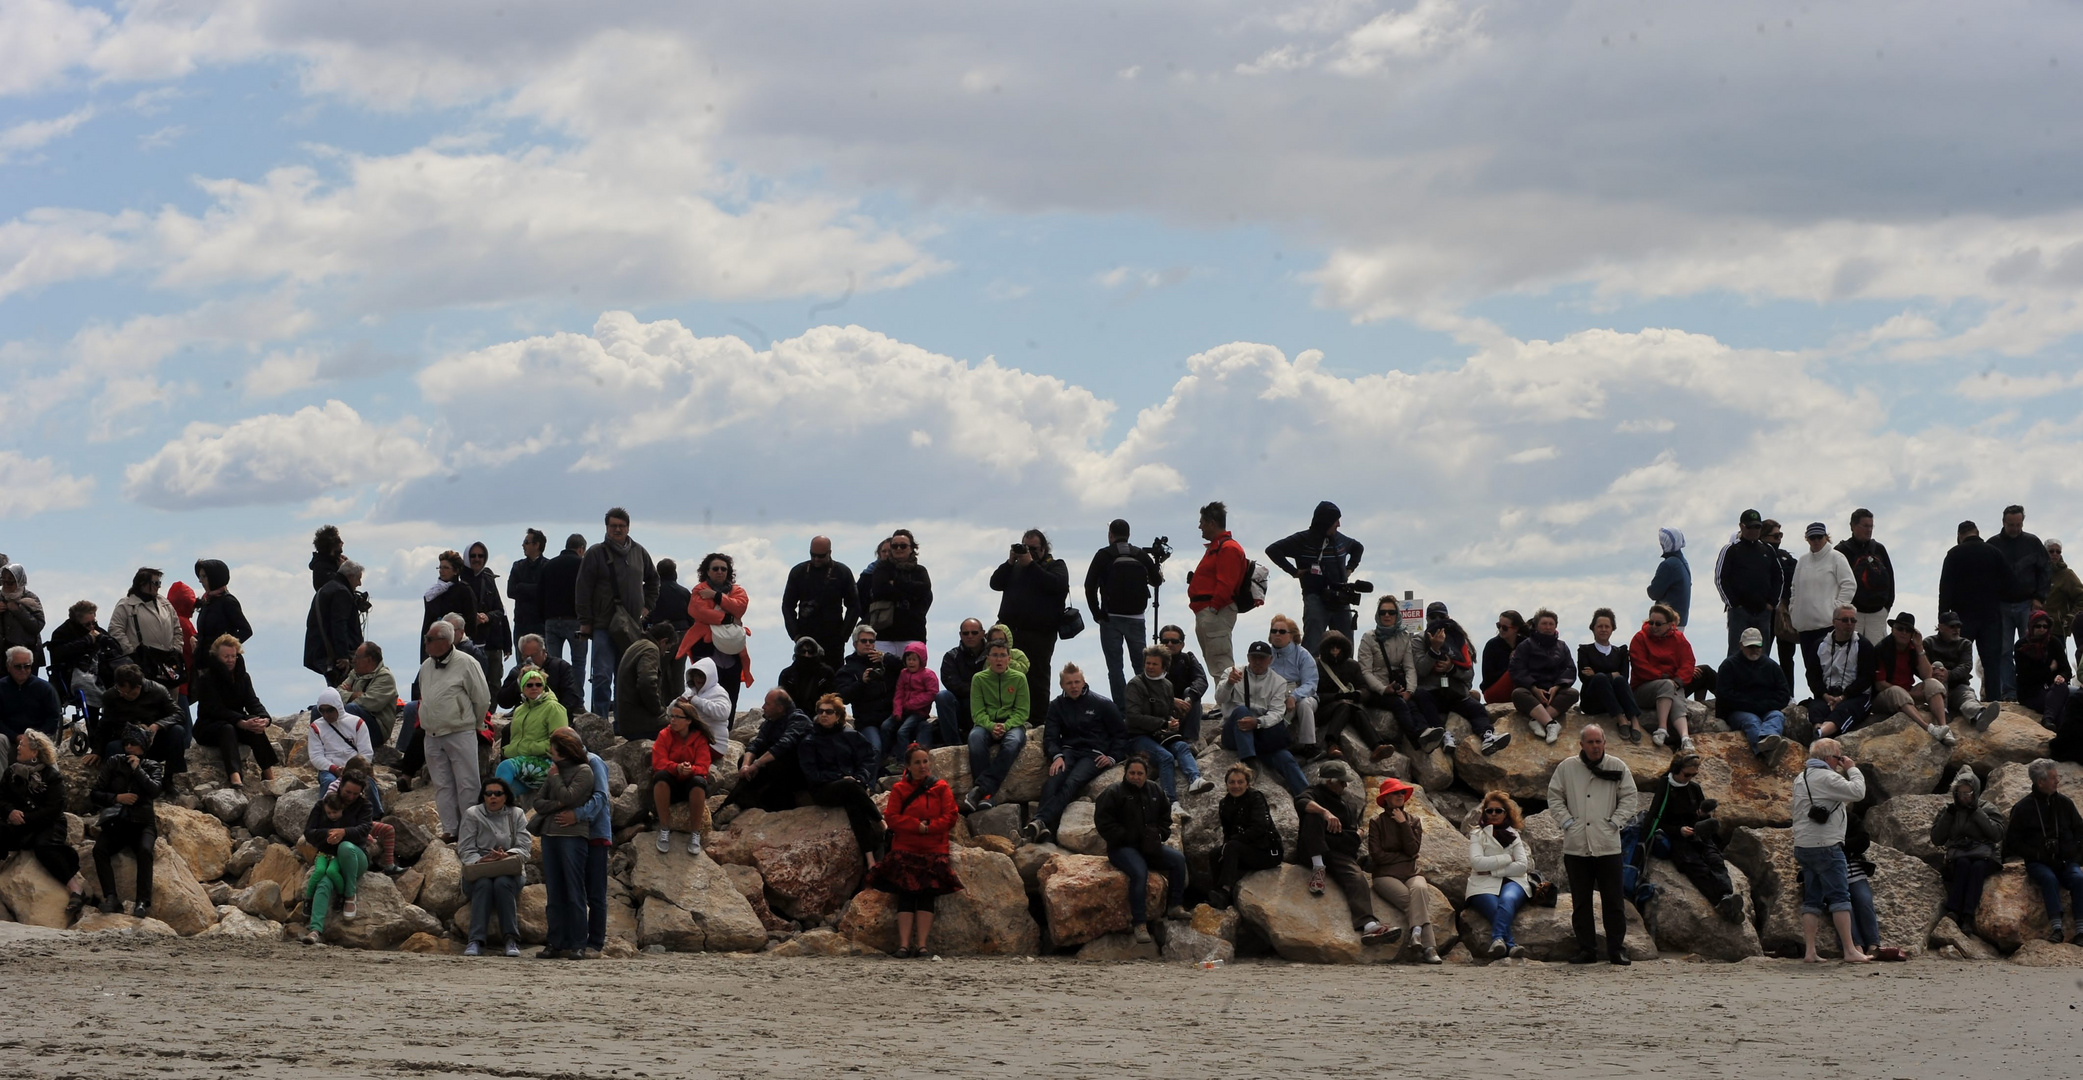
[89,664,186,770]
[1466,790,1534,959]
[1157,625,1210,744]
[1926,612,1999,730]
[1264,615,1321,756]
[1296,759,1399,944]
[1411,613,1504,755]
[2015,610,2074,732]
[459,776,531,957]
[1578,608,1643,741]
[1314,631,1394,762]
[1715,627,1793,768]
[962,640,1030,814]
[190,633,278,788]
[307,688,377,810]
[1480,610,1526,704]
[1790,738,1871,963]
[673,656,735,753]
[496,667,570,805]
[1024,664,1127,845]
[0,729,85,916]
[1930,769,2004,931]
[1356,595,1420,752]
[776,637,837,730]
[300,789,372,944]
[1510,609,1579,747]
[1636,752,1744,923]
[1208,763,1282,910]
[890,642,942,754]
[873,744,963,958]
[1213,641,1309,796]
[334,761,401,877]
[1550,724,1639,965]
[1094,753,1191,945]
[1629,603,1715,749]
[720,689,813,818]
[1369,777,1440,963]
[1123,644,1212,800]
[835,625,902,761]
[798,694,885,869]
[89,727,163,919]
[2002,758,2083,945]
[1870,612,1957,747]
[1802,606,1876,740]
[650,699,712,856]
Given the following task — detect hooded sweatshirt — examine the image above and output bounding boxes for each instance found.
[892,641,941,716]
[505,674,571,762]
[1264,501,1364,596]
[0,563,46,668]
[1648,529,1691,626]
[307,688,375,774]
[678,656,734,747]
[1315,632,1367,709]
[1929,770,2004,862]
[777,637,836,714]
[1628,622,1699,688]
[1508,630,1576,691]
[192,560,253,648]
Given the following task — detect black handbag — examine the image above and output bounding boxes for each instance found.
[1527,872,1559,907]
[1058,605,1086,641]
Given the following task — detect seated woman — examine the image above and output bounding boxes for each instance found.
[1412,615,1506,755]
[334,760,401,876]
[496,667,570,804]
[458,776,531,957]
[1508,609,1578,746]
[1466,790,1534,959]
[90,727,163,918]
[0,730,85,915]
[1480,610,1527,704]
[1369,777,1439,963]
[190,634,278,788]
[1315,631,1394,762]
[1094,754,1191,945]
[2016,610,2074,730]
[1636,752,1744,922]
[1208,763,1282,909]
[872,744,964,957]
[1629,604,1712,752]
[1577,608,1642,741]
[797,694,885,870]
[1122,645,1212,800]
[650,702,713,856]
[1930,770,2004,931]
[300,785,375,944]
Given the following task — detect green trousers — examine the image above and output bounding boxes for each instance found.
[305,842,369,931]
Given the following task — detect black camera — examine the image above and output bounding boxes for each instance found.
[1010,543,1028,556]
[354,590,373,613]
[1329,579,1375,606]
[1806,802,1835,825]
[1146,536,1172,565]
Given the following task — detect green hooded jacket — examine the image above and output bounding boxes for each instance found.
[505,674,571,761]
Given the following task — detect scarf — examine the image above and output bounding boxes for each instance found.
[606,535,634,558]
[1580,750,1624,783]
[1489,824,1518,848]
[6,761,48,796]
[424,580,454,603]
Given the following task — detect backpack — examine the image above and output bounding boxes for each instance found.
[1849,549,1893,612]
[1233,557,1269,613]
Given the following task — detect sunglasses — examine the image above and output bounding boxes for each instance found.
[1483,807,1507,816]
[959,629,982,636]
[483,790,507,799]
[817,707,841,715]
[1270,628,1292,636]
[1648,620,1669,628]
[890,543,912,551]
[1160,637,1184,645]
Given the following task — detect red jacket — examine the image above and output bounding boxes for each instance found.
[882,775,958,855]
[651,725,712,777]
[1189,532,1247,613]
[1628,623,1698,687]
[679,583,755,686]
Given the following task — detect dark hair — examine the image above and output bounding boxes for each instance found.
[987,640,1010,655]
[322,791,349,814]
[113,664,144,689]
[651,620,679,643]
[565,533,587,553]
[1589,607,1617,631]
[699,553,734,585]
[357,641,384,665]
[1849,508,1873,528]
[129,567,162,597]
[1200,501,1227,528]
[2005,504,2026,518]
[548,727,587,763]
[1022,529,1051,562]
[481,777,516,803]
[1158,624,1187,642]
[338,756,372,792]
[891,528,918,555]
[604,507,631,527]
[313,524,342,555]
[1760,518,1782,534]
[1497,610,1527,637]
[1958,520,1979,538]
[657,557,677,578]
[524,528,547,550]
[1124,752,1153,773]
[1109,518,1130,540]
[1530,608,1558,630]
[439,550,466,576]
[906,743,933,764]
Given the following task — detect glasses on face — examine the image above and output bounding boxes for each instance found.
[1834,616,1856,625]
[1270,628,1292,636]
[484,791,506,800]
[1649,620,1669,628]
[959,629,982,637]
[1160,637,1184,646]
[470,553,486,562]
[817,707,841,716]
[890,542,912,552]
[7,663,30,671]
[1483,807,1507,817]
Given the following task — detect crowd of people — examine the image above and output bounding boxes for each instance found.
[3,496,2082,960]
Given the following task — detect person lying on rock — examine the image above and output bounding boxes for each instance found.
[1636,752,1744,924]
[873,744,963,958]
[797,694,885,871]
[1466,790,1533,959]
[1208,762,1282,910]
[1929,769,2003,931]
[2002,758,2083,946]
[1296,759,1398,945]
[1368,777,1440,963]
[1096,754,1190,945]
[1212,641,1309,796]
[89,727,162,920]
[459,776,531,957]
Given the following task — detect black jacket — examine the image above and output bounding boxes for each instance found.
[303,573,364,676]
[420,581,478,661]
[1716,652,1790,717]
[1481,635,1515,693]
[47,619,120,699]
[835,649,902,728]
[1835,537,1896,613]
[1094,779,1172,851]
[191,652,268,728]
[1084,541,1162,618]
[2015,635,2073,707]
[866,561,933,642]
[95,680,182,751]
[1264,502,1363,597]
[1577,642,1630,682]
[309,551,342,592]
[781,559,860,641]
[192,564,252,648]
[304,792,375,855]
[797,721,876,787]
[1988,529,2052,602]
[1315,633,1367,708]
[747,707,814,763]
[1638,775,1711,847]
[507,555,547,637]
[1042,690,1127,761]
[1165,650,1209,704]
[1297,781,1362,857]
[538,550,583,622]
[939,642,991,723]
[466,566,510,654]
[990,556,1069,628]
[777,640,837,717]
[0,761,66,845]
[1219,788,1283,860]
[2005,789,2083,865]
[1720,538,1784,612]
[91,753,164,825]
[495,654,582,712]
[1807,633,1876,699]
[649,574,693,636]
[1939,537,2018,629]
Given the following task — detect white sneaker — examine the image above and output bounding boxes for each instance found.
[1679,736,1696,753]
[655,828,672,853]
[1652,728,1668,747]
[686,832,704,857]
[1934,724,1958,746]
[1544,721,1561,745]
[1188,777,1216,795]
[1441,731,1458,751]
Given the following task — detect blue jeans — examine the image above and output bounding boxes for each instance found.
[1108,844,1188,925]
[467,874,520,944]
[542,835,589,951]
[544,618,586,680]
[1727,606,1775,658]
[1300,591,1355,656]
[2025,860,2083,923]
[1128,735,1200,800]
[1224,707,1308,794]
[1848,876,1880,949]
[1098,613,1147,707]
[1037,748,1105,830]
[1795,844,1852,915]
[966,724,1027,797]
[588,628,617,716]
[1729,710,1785,752]
[1467,881,1528,947]
[2000,601,2032,700]
[933,688,965,747]
[895,712,935,752]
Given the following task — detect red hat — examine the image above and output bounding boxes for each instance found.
[1375,777,1417,807]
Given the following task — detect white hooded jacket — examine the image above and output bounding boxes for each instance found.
[677,656,734,747]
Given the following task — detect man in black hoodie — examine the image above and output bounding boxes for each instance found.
[1939,521,2020,703]
[1266,501,1365,654]
[507,529,548,643]
[1715,509,1784,659]
[539,533,587,676]
[1835,509,1895,645]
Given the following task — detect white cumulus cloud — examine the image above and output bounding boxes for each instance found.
[123,400,436,509]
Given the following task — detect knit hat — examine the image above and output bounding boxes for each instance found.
[1375,776,1416,806]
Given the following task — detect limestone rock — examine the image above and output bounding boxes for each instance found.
[55,752,97,817]
[1159,909,1238,964]
[398,932,459,954]
[1054,801,1107,856]
[968,803,1024,843]
[610,739,655,793]
[1839,713,1951,797]
[1178,747,1300,878]
[1973,862,2053,951]
[1865,794,1948,865]
[1928,915,2000,960]
[928,745,971,795]
[1457,890,1657,961]
[242,791,276,838]
[720,862,791,932]
[1727,826,1943,957]
[200,787,251,826]
[2006,939,2083,966]
[768,927,882,957]
[1012,841,1067,892]
[199,907,284,940]
[836,848,1039,956]
[995,740,1049,804]
[1235,863,1445,964]
[610,784,647,830]
[571,711,618,754]
[319,873,439,949]
[393,867,423,906]
[1644,857,1761,961]
[705,806,864,921]
[0,852,72,928]
[626,845,765,952]
[414,843,465,921]
[1983,759,2083,812]
[1949,705,2055,774]
[224,836,268,882]
[1037,852,1168,949]
[241,843,307,901]
[233,879,292,923]
[1075,932,1161,960]
[206,881,233,906]
[155,802,233,882]
[272,787,323,845]
[73,910,178,936]
[75,838,217,935]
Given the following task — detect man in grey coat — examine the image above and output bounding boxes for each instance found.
[1548,724,1639,965]
[574,507,659,717]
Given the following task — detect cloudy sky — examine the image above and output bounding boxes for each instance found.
[4,0,2079,708]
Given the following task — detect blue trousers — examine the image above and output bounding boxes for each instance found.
[966,724,1027,797]
[1128,735,1201,800]
[1108,844,1188,925]
[2026,860,2083,924]
[1729,709,1785,752]
[544,618,587,689]
[1468,881,1528,947]
[894,711,935,752]
[1037,748,1105,830]
[542,835,589,951]
[588,628,618,717]
[933,688,965,747]
[1223,707,1308,794]
[2000,601,2032,701]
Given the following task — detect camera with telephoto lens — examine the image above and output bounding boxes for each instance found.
[1329,579,1375,606]
[1146,536,1172,565]
[354,589,373,613]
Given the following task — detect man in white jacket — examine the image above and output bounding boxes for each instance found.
[1548,724,1639,965]
[1790,738,1871,963]
[417,621,491,840]
[1790,522,1858,697]
[1215,641,1308,795]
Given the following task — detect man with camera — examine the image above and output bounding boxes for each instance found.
[304,558,368,689]
[1085,519,1165,707]
[1265,501,1365,654]
[2003,758,2083,945]
[781,536,860,665]
[1790,737,1871,963]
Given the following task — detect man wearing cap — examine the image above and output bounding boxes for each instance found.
[1214,641,1310,794]
[1835,510,1896,645]
[1939,520,2019,703]
[1549,724,1639,965]
[1715,509,1785,658]
[1295,759,1399,944]
[1716,627,1792,767]
[1806,604,1877,739]
[1789,522,1857,695]
[1989,505,2053,700]
[1925,611,1999,730]
[1871,612,1957,745]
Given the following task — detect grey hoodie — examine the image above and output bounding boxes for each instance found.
[1929,769,2004,861]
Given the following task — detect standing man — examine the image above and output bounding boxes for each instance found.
[990,529,1070,688]
[1188,501,1248,683]
[2046,541,2083,665]
[1548,724,1639,965]
[540,533,587,673]
[575,508,658,717]
[781,536,859,664]
[1265,500,1364,653]
[417,621,490,842]
[1835,509,1895,645]
[1715,509,1784,660]
[507,528,549,646]
[1085,519,1162,707]
[1789,522,1857,694]
[304,559,365,688]
[1989,505,2053,701]
[1939,520,2019,704]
